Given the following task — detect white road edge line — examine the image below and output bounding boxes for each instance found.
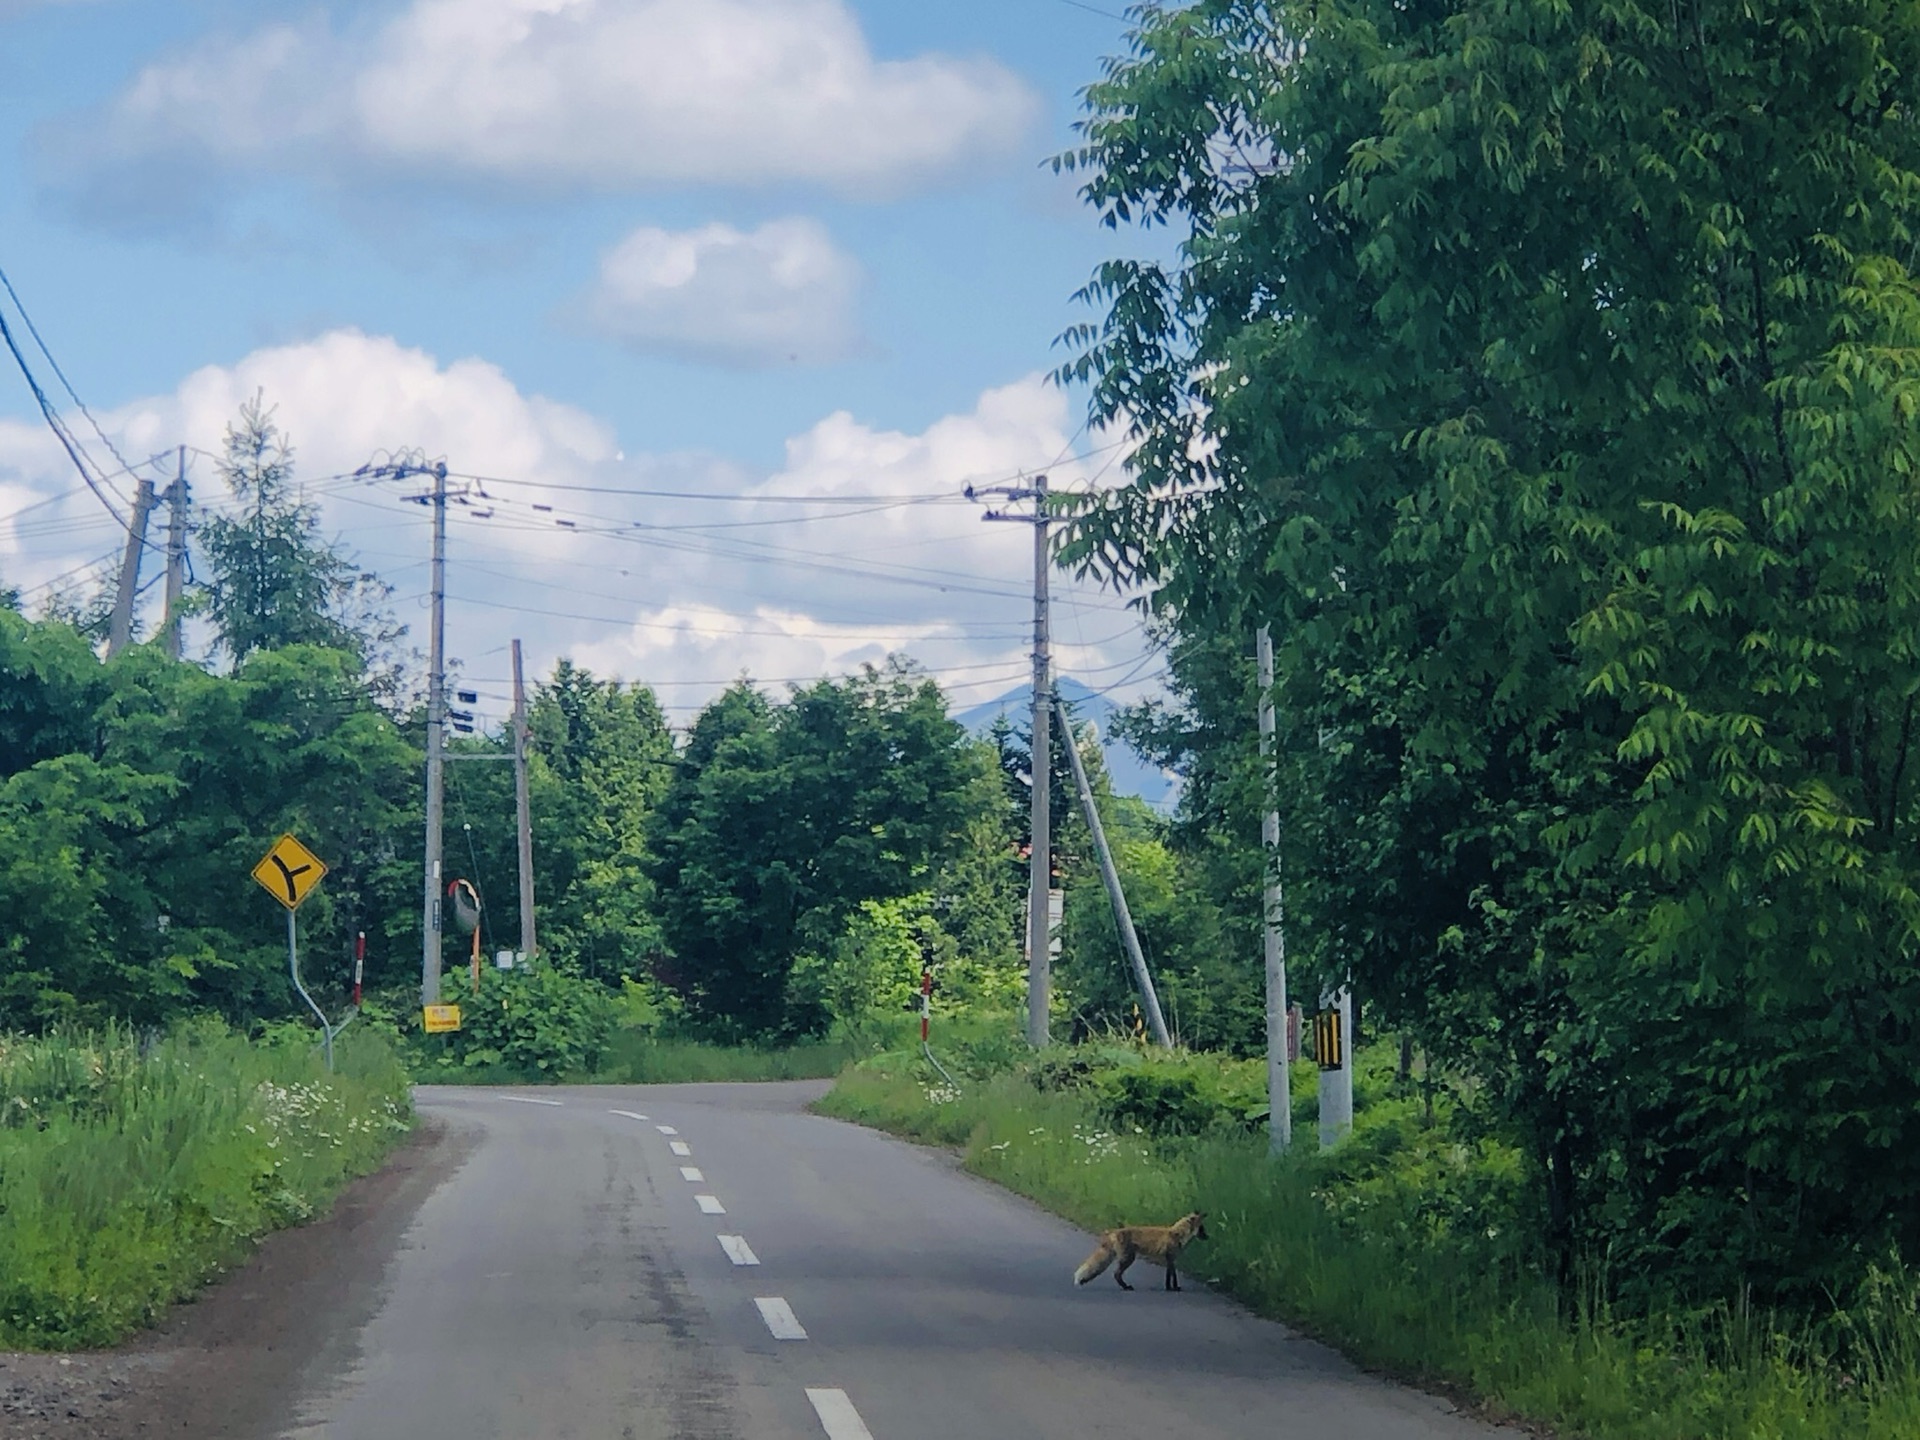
[717,1235,759,1266]
[670,1141,692,1157]
[656,1124,679,1135]
[695,1194,726,1215]
[680,1166,704,1182]
[754,1297,807,1341]
[608,1109,649,1121]
[497,1096,564,1107]
[806,1388,875,1440]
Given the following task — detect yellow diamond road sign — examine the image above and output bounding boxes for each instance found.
[251,833,328,911]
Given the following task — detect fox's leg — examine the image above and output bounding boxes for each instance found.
[1113,1243,1136,1291]
[1166,1256,1179,1291]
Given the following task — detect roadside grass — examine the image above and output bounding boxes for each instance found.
[817,1050,1920,1440]
[585,1010,1031,1087]
[388,979,991,1086]
[594,1031,860,1083]
[0,1020,412,1350]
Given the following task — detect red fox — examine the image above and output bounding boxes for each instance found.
[1072,1212,1208,1292]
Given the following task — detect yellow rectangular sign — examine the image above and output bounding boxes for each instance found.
[422,1004,462,1034]
[251,833,328,911]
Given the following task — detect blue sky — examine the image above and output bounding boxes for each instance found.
[0,0,1170,729]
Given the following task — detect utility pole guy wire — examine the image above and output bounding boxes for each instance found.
[1054,690,1171,1048]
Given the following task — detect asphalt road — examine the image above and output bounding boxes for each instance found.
[276,1082,1508,1440]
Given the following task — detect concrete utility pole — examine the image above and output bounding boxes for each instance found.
[1027,472,1052,1048]
[511,637,537,961]
[161,448,187,661]
[974,473,1055,1046]
[1320,985,1354,1149]
[1054,691,1171,1048]
[1258,625,1292,1153]
[105,477,158,657]
[421,461,449,1007]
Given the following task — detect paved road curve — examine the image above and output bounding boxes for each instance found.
[277,1082,1509,1440]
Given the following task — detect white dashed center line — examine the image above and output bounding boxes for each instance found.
[806,1388,875,1440]
[497,1095,564,1106]
[754,1297,807,1341]
[670,1140,692,1157]
[608,1109,649,1121]
[695,1194,726,1215]
[717,1235,759,1266]
[656,1124,679,1135]
[679,1166,704,1182]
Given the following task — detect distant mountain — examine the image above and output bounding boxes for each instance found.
[952,676,1179,811]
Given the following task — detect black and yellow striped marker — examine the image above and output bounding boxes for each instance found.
[1314,1008,1343,1071]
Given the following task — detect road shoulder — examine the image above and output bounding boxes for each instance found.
[0,1117,469,1440]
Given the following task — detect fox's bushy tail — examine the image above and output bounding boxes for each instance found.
[1073,1239,1115,1286]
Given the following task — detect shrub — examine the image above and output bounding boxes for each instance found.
[1095,1068,1215,1135]
[416,963,617,1078]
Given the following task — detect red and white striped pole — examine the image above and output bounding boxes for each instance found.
[354,931,365,1009]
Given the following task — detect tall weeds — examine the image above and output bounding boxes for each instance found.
[0,1020,412,1349]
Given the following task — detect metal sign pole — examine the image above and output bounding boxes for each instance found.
[288,909,333,1073]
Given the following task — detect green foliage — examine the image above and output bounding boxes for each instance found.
[1056,0,1920,1306]
[0,1020,411,1349]
[411,963,617,1079]
[0,610,419,1027]
[1056,784,1261,1053]
[596,1030,867,1084]
[924,752,1027,1012]
[438,661,675,987]
[787,894,930,1044]
[649,662,989,1041]
[195,396,405,686]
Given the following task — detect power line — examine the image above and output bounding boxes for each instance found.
[0,265,144,492]
[0,303,132,531]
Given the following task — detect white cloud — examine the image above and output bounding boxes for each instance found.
[0,332,1151,720]
[582,218,861,368]
[51,0,1039,217]
[0,329,613,617]
[570,603,962,695]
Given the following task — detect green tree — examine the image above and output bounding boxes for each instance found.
[0,608,418,1027]
[786,894,930,1046]
[527,661,675,980]
[927,746,1027,1012]
[649,662,979,1041]
[197,396,405,686]
[1058,0,1920,1303]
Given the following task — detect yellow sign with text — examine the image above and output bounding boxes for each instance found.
[422,1004,463,1034]
[250,833,328,911]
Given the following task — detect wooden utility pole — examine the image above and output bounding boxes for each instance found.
[511,637,537,961]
